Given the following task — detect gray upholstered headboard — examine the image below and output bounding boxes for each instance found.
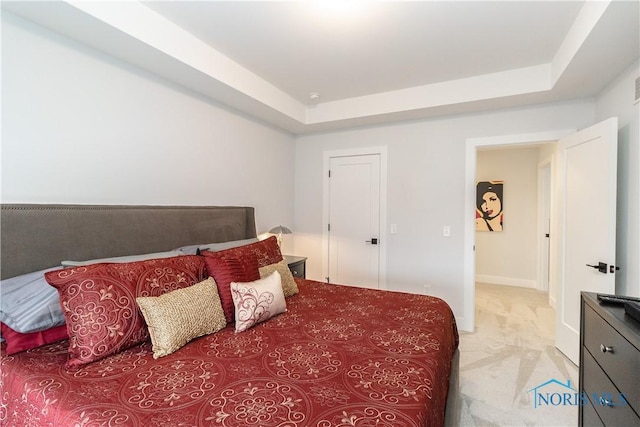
[1,204,256,280]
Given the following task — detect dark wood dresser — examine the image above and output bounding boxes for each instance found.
[579,292,640,426]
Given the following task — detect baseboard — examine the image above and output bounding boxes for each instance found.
[456,316,473,333]
[475,275,537,289]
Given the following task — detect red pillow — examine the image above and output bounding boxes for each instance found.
[1,322,68,355]
[202,236,283,268]
[203,255,260,323]
[45,255,205,367]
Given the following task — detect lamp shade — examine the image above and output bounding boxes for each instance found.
[269,225,292,235]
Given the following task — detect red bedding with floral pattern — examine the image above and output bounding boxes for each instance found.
[1,279,458,427]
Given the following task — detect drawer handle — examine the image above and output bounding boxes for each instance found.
[599,397,613,407]
[600,344,614,353]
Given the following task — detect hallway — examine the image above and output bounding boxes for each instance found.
[458,283,578,426]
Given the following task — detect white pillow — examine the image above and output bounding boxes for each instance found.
[61,250,183,267]
[174,238,258,255]
[231,271,286,333]
[0,266,65,333]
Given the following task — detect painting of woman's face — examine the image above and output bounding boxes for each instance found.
[476,180,504,232]
[481,191,502,219]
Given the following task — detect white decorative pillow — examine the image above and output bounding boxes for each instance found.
[259,260,299,297]
[174,238,259,255]
[62,250,183,267]
[136,277,226,358]
[231,271,286,333]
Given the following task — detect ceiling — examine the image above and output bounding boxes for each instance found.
[3,1,639,134]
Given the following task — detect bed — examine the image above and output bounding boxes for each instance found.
[0,204,460,426]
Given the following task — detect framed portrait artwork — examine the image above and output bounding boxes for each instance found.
[476,180,504,232]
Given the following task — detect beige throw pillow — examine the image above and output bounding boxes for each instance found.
[136,277,226,358]
[259,260,299,297]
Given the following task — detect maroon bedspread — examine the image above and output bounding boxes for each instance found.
[1,279,458,426]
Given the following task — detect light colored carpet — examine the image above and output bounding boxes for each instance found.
[458,283,578,427]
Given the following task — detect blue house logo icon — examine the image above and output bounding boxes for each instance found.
[528,379,577,408]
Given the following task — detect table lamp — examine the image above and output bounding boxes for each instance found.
[269,225,292,247]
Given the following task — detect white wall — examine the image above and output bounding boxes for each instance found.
[475,147,540,288]
[595,60,640,297]
[1,12,296,248]
[294,101,595,319]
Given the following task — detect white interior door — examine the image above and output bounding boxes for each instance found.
[555,117,618,365]
[328,154,380,288]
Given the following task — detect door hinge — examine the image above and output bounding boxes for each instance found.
[328,170,331,178]
[328,223,331,231]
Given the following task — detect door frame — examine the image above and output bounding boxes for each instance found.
[323,146,388,289]
[462,129,574,332]
[537,158,553,302]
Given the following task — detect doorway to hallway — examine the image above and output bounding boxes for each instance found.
[475,144,553,293]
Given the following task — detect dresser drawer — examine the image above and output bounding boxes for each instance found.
[284,256,306,279]
[583,304,640,412]
[581,397,604,427]
[582,351,640,426]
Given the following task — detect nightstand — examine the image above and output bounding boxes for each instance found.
[284,255,306,279]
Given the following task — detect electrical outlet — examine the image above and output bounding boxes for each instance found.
[443,226,451,237]
[423,284,432,295]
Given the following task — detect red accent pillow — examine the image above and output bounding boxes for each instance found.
[203,255,260,323]
[202,236,283,268]
[45,255,205,367]
[1,322,68,355]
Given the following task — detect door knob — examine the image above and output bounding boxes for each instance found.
[365,238,378,245]
[586,262,607,274]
